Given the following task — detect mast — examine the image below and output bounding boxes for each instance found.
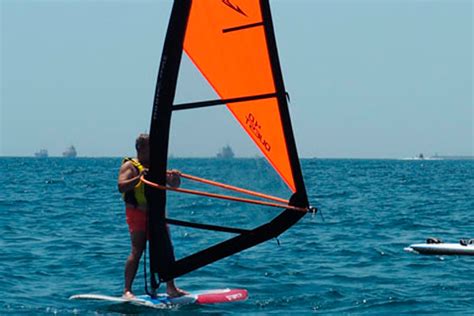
[146,0,192,289]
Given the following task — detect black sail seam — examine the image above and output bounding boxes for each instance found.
[223,22,264,33]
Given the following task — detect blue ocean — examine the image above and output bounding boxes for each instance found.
[1,157,473,314]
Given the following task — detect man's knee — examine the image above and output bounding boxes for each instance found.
[131,248,144,258]
[128,247,144,260]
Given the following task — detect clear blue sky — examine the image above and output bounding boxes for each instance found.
[1,0,472,158]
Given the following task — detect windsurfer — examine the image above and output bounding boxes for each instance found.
[118,133,186,299]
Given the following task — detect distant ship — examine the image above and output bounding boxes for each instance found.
[34,149,48,158]
[216,145,235,159]
[62,145,77,158]
[402,153,444,161]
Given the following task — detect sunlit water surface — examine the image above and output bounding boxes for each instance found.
[1,158,473,314]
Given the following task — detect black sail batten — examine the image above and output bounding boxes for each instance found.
[146,0,192,290]
[146,0,309,284]
[173,92,278,111]
[222,21,264,33]
[166,218,251,234]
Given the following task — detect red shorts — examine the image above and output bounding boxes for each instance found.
[126,207,147,233]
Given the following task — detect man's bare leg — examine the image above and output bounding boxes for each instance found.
[166,280,188,298]
[123,231,146,298]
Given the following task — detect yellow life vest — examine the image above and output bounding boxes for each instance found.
[122,157,147,207]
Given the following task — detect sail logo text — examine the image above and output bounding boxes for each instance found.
[222,0,247,17]
[246,113,271,152]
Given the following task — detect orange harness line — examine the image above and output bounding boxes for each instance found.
[140,176,308,213]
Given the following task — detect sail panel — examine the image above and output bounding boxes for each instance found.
[226,98,296,192]
[184,0,296,192]
[184,1,271,97]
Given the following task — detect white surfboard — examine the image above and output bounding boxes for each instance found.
[70,288,248,308]
[405,240,474,256]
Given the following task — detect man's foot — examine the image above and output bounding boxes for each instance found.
[166,287,189,298]
[122,291,135,300]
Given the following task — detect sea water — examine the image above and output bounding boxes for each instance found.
[1,157,473,314]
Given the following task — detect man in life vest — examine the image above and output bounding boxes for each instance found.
[117,133,186,299]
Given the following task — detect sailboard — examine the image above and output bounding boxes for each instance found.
[70,289,248,307]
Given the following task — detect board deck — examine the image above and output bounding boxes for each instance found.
[405,243,474,256]
[70,288,248,307]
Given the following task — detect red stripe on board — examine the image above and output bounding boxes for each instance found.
[196,289,248,304]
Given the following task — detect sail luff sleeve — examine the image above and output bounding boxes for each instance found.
[146,0,192,286]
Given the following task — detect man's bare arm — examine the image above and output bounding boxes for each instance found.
[118,162,179,192]
[118,162,146,193]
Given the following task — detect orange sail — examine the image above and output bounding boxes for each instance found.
[147,0,309,284]
[184,1,296,192]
